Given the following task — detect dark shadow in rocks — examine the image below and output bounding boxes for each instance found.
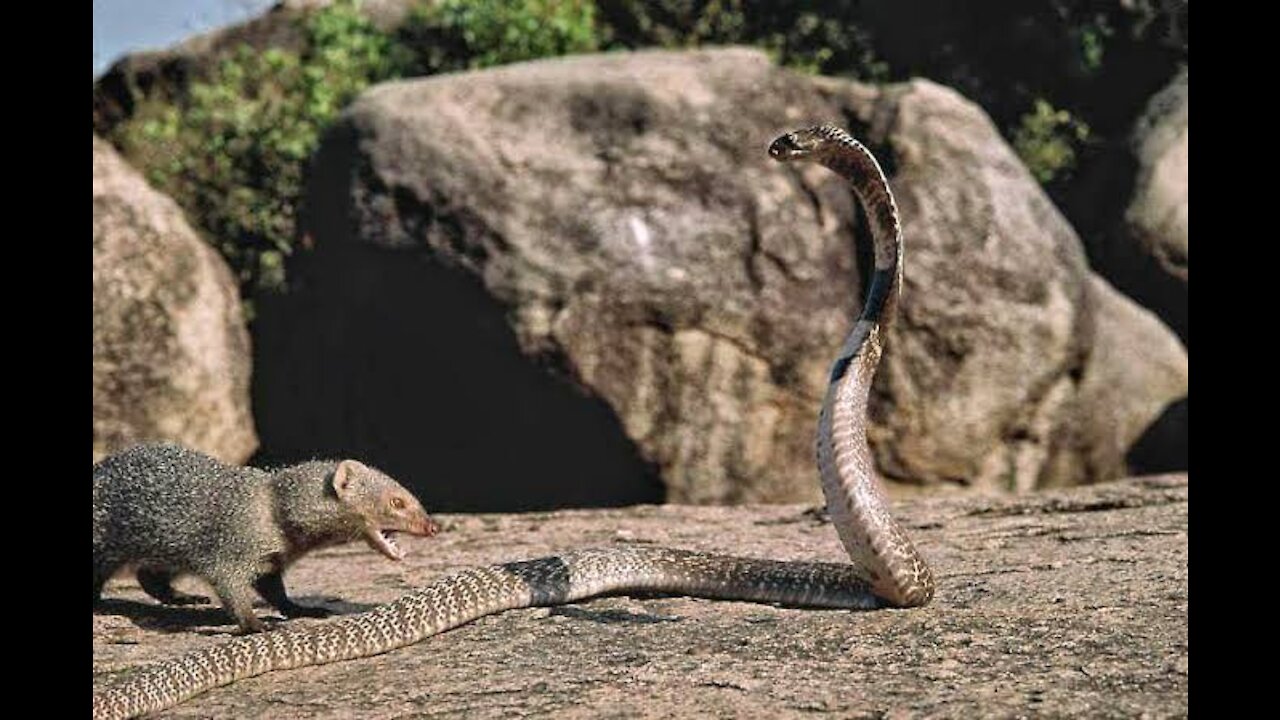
[1060,142,1187,345]
[250,126,665,514]
[250,246,665,513]
[1126,396,1187,474]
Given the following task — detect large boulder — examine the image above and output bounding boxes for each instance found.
[253,48,1186,508]
[92,136,258,464]
[808,77,1188,491]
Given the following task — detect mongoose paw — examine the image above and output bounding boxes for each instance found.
[236,617,271,634]
[167,591,212,607]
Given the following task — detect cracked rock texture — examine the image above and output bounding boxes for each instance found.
[92,135,258,464]
[93,473,1188,718]
[253,48,1185,507]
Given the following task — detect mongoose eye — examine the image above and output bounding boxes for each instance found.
[391,496,406,510]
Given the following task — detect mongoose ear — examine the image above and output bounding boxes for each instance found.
[330,461,358,501]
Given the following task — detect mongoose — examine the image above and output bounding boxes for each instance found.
[92,442,439,633]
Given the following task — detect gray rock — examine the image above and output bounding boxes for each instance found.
[253,48,1186,506]
[92,136,257,464]
[92,474,1188,718]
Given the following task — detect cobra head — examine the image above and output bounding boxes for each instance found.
[768,125,845,162]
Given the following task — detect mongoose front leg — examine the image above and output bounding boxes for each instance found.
[93,566,110,603]
[209,579,269,634]
[93,550,121,603]
[253,570,333,619]
[136,569,210,606]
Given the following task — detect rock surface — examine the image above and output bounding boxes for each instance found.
[92,474,1188,718]
[92,135,258,464]
[253,48,1186,508]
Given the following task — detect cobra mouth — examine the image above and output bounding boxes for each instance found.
[365,528,406,561]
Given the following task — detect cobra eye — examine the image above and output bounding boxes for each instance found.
[391,496,406,510]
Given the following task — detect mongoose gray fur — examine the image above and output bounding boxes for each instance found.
[92,442,439,633]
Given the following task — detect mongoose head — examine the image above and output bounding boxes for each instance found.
[331,460,439,561]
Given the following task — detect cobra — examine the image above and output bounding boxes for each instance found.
[93,125,934,719]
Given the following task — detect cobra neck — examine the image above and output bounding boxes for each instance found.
[814,137,903,329]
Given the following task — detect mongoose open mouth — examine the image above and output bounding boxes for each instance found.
[365,528,406,561]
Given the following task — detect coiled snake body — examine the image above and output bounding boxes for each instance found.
[93,125,934,719]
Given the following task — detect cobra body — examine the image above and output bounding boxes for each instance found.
[92,125,934,719]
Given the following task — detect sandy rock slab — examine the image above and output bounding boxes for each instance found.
[93,475,1187,718]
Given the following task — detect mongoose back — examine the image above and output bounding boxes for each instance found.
[92,442,439,633]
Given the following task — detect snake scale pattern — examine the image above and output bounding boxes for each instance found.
[92,125,935,719]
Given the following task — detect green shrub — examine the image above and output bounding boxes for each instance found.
[1012,99,1091,184]
[398,0,600,73]
[1077,20,1110,74]
[110,0,406,300]
[595,0,888,80]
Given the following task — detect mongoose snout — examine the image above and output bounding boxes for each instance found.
[330,459,440,561]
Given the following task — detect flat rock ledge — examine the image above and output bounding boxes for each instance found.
[93,475,1187,718]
